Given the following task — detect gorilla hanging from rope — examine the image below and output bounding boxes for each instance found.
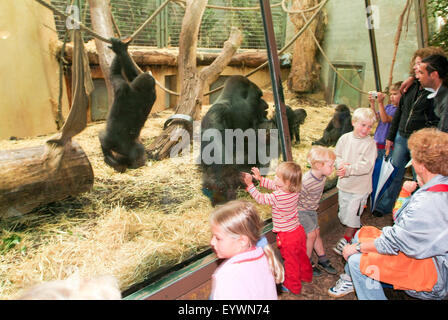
[99,38,156,173]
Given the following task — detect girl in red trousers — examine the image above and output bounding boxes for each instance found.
[242,162,312,295]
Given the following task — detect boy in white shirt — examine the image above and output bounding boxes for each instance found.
[333,108,377,255]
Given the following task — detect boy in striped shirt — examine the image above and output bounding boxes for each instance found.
[242,162,312,295]
[299,146,337,277]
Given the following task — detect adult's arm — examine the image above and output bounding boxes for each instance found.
[386,97,403,142]
[375,188,448,258]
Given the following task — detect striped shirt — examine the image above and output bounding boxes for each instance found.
[297,170,326,211]
[246,177,300,233]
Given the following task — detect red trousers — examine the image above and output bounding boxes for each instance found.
[277,225,312,294]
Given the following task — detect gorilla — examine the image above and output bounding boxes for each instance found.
[312,104,353,147]
[273,106,307,144]
[200,75,269,206]
[291,108,308,143]
[99,38,156,173]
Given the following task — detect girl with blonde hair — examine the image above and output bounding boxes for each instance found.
[209,200,284,300]
[242,161,312,295]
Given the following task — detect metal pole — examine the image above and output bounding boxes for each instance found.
[365,0,382,92]
[414,0,429,48]
[259,0,292,162]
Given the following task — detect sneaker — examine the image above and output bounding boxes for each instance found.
[328,273,354,298]
[333,238,348,255]
[318,260,338,275]
[312,264,323,277]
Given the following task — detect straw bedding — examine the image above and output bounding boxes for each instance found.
[0,95,336,299]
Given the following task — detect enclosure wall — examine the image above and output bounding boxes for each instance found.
[321,0,418,106]
[0,0,69,140]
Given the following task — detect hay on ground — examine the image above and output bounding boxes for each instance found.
[0,95,336,300]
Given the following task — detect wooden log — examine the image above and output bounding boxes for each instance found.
[62,43,267,68]
[287,0,326,93]
[0,141,94,219]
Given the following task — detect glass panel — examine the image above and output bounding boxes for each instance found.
[333,66,363,109]
[90,79,109,121]
[4,0,433,301]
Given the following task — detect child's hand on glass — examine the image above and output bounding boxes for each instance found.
[241,172,254,187]
[251,167,262,181]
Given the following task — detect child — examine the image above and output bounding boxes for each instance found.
[209,200,284,300]
[368,81,402,158]
[298,146,337,277]
[242,162,312,295]
[333,108,377,255]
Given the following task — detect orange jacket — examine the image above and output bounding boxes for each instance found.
[358,226,437,291]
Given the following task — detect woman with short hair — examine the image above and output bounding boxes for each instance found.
[328,128,448,300]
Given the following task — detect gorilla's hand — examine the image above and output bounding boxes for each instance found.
[109,38,128,54]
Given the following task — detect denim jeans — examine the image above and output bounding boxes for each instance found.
[374,132,410,214]
[344,232,388,300]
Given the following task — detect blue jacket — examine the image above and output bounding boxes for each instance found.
[375,174,448,300]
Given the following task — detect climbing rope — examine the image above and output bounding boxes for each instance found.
[34,0,171,43]
[36,0,366,97]
[34,0,294,96]
[204,0,329,96]
[34,0,182,97]
[34,0,111,43]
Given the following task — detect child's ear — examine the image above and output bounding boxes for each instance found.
[238,235,251,249]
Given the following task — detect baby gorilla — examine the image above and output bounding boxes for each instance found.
[312,104,353,147]
[273,106,307,144]
[99,38,156,173]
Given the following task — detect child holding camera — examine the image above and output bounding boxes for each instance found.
[368,81,402,158]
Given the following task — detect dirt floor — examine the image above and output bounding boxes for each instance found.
[279,210,417,300]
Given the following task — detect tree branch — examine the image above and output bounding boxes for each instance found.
[199,27,243,86]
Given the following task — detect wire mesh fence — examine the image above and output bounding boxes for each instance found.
[51,0,287,49]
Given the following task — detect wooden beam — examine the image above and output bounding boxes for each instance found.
[61,44,270,68]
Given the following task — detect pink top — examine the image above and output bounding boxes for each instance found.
[246,177,300,232]
[210,247,278,300]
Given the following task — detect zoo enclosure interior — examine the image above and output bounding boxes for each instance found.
[0,0,438,299]
[50,0,427,122]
